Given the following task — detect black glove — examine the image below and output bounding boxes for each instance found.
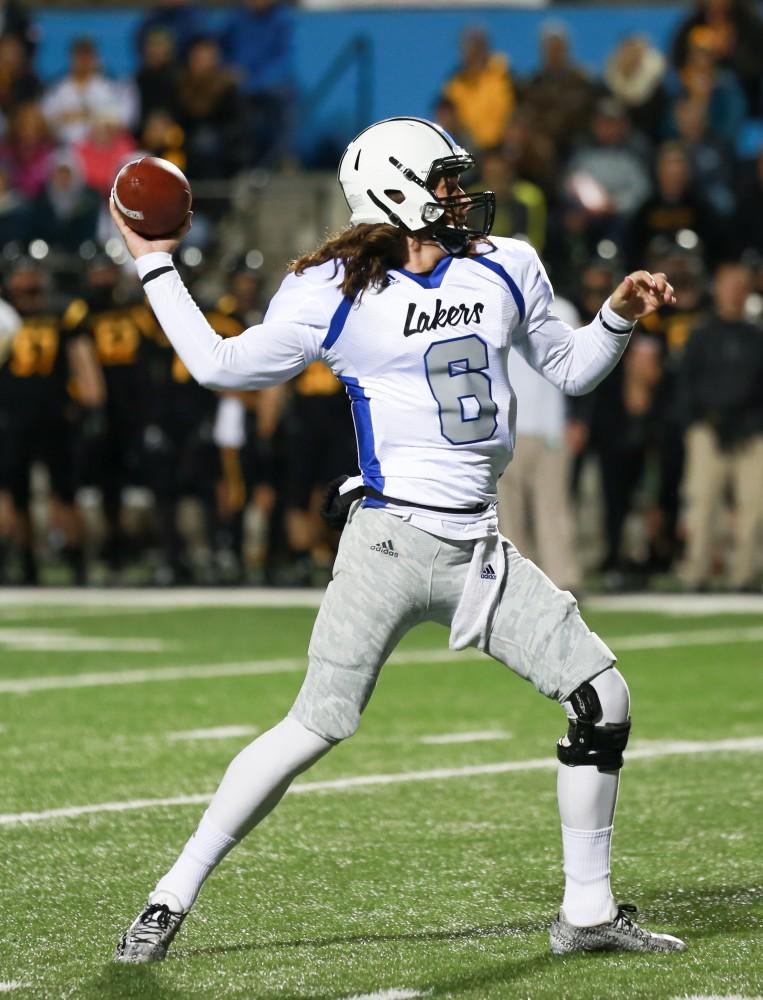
[320,474,364,530]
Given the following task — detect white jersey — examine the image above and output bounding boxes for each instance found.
[135,238,633,539]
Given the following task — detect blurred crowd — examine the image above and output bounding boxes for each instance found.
[0,0,295,259]
[444,1,763,593]
[0,0,762,590]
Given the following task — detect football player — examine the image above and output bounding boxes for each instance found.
[0,258,103,584]
[145,290,249,582]
[282,359,357,584]
[73,254,157,576]
[112,117,685,960]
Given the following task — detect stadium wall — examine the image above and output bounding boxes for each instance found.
[35,5,685,155]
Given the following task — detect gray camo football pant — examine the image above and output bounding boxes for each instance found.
[290,504,614,742]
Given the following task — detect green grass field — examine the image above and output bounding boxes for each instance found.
[1,591,762,1000]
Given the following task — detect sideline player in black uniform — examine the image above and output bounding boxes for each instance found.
[283,360,356,583]
[0,259,102,584]
[74,255,157,575]
[638,238,710,573]
[216,263,284,580]
[145,293,247,582]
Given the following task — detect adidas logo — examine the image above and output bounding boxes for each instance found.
[370,538,399,558]
[480,563,497,580]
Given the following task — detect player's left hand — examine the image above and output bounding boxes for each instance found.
[609,271,675,323]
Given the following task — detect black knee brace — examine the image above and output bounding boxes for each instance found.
[557,681,631,772]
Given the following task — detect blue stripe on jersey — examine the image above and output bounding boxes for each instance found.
[472,256,526,323]
[395,256,453,289]
[339,376,385,494]
[322,295,354,349]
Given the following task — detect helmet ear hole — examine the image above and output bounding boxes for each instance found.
[384,189,405,204]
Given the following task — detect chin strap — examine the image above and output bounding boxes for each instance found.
[431,225,471,256]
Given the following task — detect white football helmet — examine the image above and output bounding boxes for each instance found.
[338,117,495,254]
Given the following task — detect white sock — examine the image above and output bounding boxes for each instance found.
[560,824,618,926]
[556,757,620,927]
[153,811,237,912]
[152,716,331,911]
[555,668,629,926]
[206,715,331,838]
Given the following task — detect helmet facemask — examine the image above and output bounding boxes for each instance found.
[421,189,496,255]
[391,153,495,255]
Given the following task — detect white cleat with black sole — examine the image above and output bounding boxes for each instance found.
[115,892,187,962]
[550,904,687,955]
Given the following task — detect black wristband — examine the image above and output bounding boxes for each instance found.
[141,265,175,286]
[598,309,634,334]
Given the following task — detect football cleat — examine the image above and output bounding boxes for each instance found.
[115,893,186,963]
[549,903,687,955]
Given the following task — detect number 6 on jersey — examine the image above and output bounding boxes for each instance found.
[424,334,498,444]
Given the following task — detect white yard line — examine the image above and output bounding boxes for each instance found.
[586,594,763,615]
[167,725,258,742]
[419,730,511,744]
[0,628,173,653]
[674,996,763,999]
[2,624,762,696]
[0,649,477,695]
[339,990,425,1000]
[1,588,762,615]
[0,587,323,609]
[1,736,761,828]
[612,626,763,651]
[0,985,27,993]
[0,658,306,694]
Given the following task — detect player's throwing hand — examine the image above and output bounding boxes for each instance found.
[109,195,192,260]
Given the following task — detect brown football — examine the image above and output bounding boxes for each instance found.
[112,157,192,238]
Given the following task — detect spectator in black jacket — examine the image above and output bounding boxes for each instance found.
[172,35,247,180]
[0,32,41,117]
[567,260,664,583]
[135,0,204,61]
[626,140,720,270]
[134,27,179,131]
[679,261,763,589]
[733,147,763,258]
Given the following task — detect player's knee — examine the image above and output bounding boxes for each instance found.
[289,676,368,743]
[589,666,630,723]
[289,703,359,744]
[557,667,631,772]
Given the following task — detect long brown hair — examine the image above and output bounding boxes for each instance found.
[290,223,487,299]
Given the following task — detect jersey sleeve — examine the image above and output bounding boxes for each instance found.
[511,245,634,396]
[135,253,328,391]
[264,265,343,330]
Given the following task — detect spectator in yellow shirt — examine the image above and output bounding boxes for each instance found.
[443,26,515,150]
